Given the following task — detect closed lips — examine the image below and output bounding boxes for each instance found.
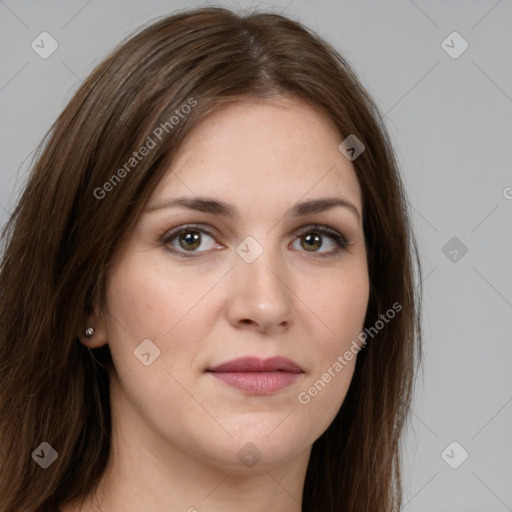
[206,356,303,373]
[206,356,304,395]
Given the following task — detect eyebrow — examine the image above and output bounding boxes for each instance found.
[146,196,361,222]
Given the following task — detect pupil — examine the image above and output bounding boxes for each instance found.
[180,231,200,250]
[303,233,321,251]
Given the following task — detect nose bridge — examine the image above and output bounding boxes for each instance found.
[227,233,294,331]
[238,234,289,300]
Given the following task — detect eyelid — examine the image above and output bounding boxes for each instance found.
[160,222,351,257]
[159,223,220,257]
[294,224,347,242]
[160,223,218,240]
[292,224,351,256]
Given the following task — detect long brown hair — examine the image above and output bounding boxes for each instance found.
[0,6,422,511]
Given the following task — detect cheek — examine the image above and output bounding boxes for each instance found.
[101,254,219,439]
[302,264,370,349]
[104,253,217,348]
[293,266,369,423]
[102,250,229,402]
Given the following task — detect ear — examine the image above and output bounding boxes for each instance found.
[78,305,108,349]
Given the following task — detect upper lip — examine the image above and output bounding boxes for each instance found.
[207,356,303,373]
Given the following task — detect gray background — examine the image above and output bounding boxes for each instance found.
[1,0,511,510]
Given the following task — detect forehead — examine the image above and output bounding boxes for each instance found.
[152,97,363,215]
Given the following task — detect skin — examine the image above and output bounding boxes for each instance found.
[65,96,369,512]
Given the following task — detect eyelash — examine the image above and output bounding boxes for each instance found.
[159,223,351,259]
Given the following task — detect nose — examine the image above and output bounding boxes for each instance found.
[224,243,295,335]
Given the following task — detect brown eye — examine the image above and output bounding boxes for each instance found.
[161,224,221,257]
[178,231,202,251]
[293,225,349,257]
[300,233,322,251]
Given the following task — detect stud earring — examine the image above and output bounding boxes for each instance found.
[84,327,94,338]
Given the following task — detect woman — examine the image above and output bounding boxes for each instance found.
[0,6,422,512]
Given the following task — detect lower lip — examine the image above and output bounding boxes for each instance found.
[208,371,302,395]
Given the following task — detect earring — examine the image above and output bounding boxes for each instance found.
[84,327,94,338]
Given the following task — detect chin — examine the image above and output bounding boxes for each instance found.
[185,424,310,471]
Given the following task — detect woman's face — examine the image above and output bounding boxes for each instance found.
[95,97,369,470]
